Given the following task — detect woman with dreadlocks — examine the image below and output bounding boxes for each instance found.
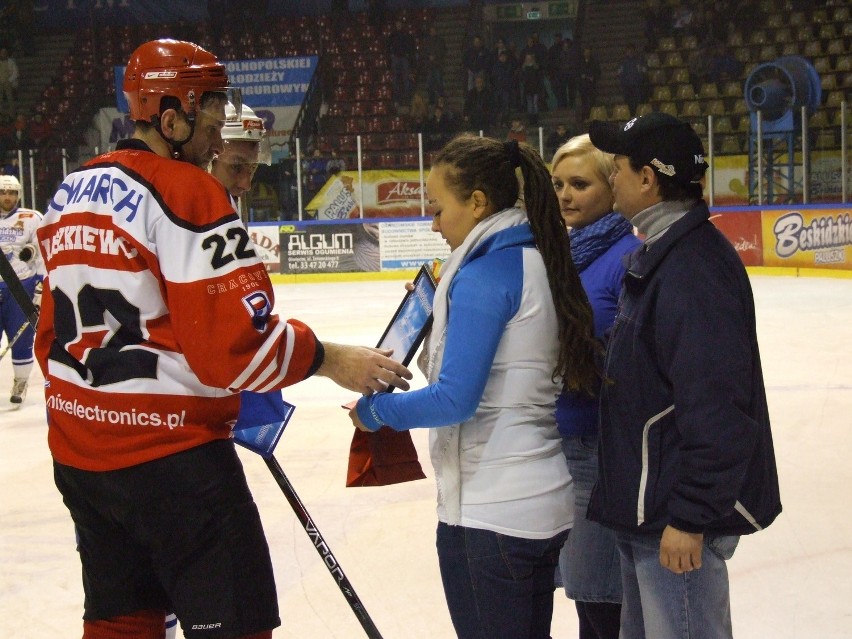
[349,133,599,639]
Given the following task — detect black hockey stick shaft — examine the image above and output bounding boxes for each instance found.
[0,250,39,329]
[0,321,30,362]
[264,455,384,639]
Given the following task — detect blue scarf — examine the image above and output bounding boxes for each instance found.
[569,211,634,272]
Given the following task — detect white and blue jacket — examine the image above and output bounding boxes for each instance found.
[357,208,572,539]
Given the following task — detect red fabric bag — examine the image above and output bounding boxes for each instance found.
[346,426,426,487]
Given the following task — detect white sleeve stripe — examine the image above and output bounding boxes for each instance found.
[229,321,285,388]
[254,323,296,392]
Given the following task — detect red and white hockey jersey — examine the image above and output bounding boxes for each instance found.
[35,141,321,471]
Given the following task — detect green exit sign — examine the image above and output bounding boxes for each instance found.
[549,1,575,17]
[527,9,542,19]
[496,4,522,19]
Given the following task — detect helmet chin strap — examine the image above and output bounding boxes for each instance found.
[155,113,196,159]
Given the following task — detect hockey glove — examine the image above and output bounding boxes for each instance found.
[18,244,36,263]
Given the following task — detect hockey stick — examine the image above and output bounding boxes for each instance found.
[0,321,30,363]
[0,250,39,330]
[264,455,385,639]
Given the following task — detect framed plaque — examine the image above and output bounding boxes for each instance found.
[344,262,437,406]
[376,263,437,371]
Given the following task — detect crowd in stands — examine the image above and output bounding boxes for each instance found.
[456,31,595,133]
[2,0,848,211]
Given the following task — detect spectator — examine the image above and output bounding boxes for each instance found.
[0,48,18,118]
[617,43,647,117]
[588,112,781,639]
[519,52,545,126]
[490,48,516,127]
[548,33,569,109]
[550,133,641,639]
[434,95,457,125]
[562,37,582,110]
[0,113,13,156]
[325,148,346,178]
[350,133,599,639]
[424,51,446,105]
[5,112,33,150]
[29,111,52,146]
[708,43,742,82]
[578,47,600,121]
[463,73,495,134]
[422,24,447,72]
[462,35,492,91]
[387,19,417,108]
[424,104,456,151]
[409,87,430,124]
[302,147,328,199]
[367,0,385,28]
[520,33,548,69]
[330,0,350,33]
[506,117,527,144]
[545,123,573,158]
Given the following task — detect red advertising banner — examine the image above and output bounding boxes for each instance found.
[709,211,764,266]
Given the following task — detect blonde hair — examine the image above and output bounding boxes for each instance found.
[551,134,615,187]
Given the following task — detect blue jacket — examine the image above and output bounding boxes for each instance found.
[556,228,640,438]
[588,200,782,536]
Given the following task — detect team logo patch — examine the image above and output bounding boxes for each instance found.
[624,117,638,131]
[242,291,272,332]
[651,158,676,176]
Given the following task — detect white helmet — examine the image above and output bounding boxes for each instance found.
[0,175,22,193]
[221,102,272,165]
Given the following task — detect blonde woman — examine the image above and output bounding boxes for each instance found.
[551,134,640,639]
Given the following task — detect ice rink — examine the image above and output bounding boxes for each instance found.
[2,273,851,638]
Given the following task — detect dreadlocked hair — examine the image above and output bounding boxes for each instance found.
[433,134,600,395]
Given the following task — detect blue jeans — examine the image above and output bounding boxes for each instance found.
[436,522,568,639]
[617,531,739,639]
[558,435,622,603]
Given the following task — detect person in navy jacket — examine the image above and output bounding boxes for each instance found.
[587,113,781,639]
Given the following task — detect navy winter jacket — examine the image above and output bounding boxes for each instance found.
[588,200,782,536]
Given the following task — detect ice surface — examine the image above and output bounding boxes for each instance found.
[1,274,850,638]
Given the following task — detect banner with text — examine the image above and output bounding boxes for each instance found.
[109,57,316,153]
[710,206,852,270]
[307,170,426,221]
[761,207,852,270]
[277,219,450,274]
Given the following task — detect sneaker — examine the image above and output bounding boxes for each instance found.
[10,378,28,404]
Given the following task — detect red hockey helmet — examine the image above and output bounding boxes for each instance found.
[123,39,240,124]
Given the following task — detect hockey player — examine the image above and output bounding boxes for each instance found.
[211,101,271,204]
[35,39,411,639]
[0,174,43,404]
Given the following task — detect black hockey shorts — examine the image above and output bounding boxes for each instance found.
[54,439,281,639]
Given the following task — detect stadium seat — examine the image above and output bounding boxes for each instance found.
[588,105,608,121]
[676,84,696,100]
[826,39,845,57]
[611,104,631,120]
[652,85,672,102]
[698,83,719,99]
[680,100,702,118]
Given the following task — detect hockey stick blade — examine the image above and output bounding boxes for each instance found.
[264,455,384,639]
[0,250,39,329]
